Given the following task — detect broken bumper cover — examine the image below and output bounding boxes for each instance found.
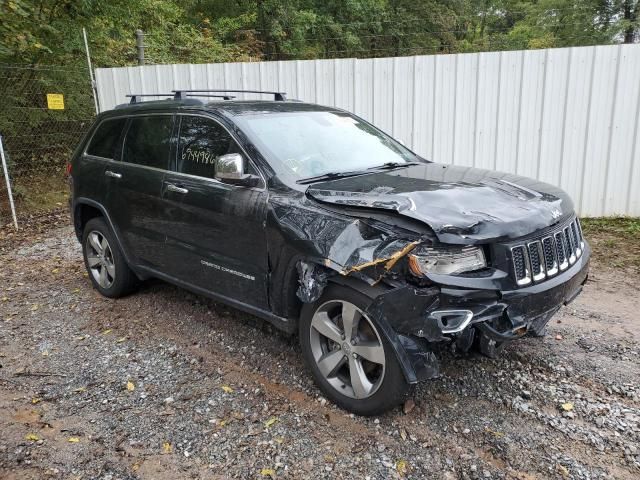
[365,243,590,383]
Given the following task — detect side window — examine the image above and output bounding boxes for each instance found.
[122,115,173,169]
[177,116,243,180]
[86,118,126,159]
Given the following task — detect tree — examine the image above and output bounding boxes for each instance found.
[1,1,638,66]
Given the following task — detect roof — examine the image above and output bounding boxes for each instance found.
[107,98,338,118]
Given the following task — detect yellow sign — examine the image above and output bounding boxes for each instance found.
[46,93,65,110]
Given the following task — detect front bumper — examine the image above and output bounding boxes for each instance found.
[440,242,590,340]
[365,242,590,382]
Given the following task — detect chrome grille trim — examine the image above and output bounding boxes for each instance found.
[511,218,584,286]
[564,227,576,265]
[555,231,569,271]
[541,236,558,276]
[570,222,581,257]
[511,245,531,286]
[577,218,585,249]
[527,241,546,281]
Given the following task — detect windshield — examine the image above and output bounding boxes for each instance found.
[234,111,419,181]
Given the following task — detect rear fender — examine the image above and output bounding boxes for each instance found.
[73,198,139,273]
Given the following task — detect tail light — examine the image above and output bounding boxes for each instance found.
[65,162,72,176]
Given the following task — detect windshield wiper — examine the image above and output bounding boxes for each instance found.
[296,161,421,185]
[296,170,370,184]
[368,161,420,171]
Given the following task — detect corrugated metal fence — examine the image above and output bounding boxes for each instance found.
[95,44,640,217]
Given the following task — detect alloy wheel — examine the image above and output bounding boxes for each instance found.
[85,231,116,289]
[309,300,386,399]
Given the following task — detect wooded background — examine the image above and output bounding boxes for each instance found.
[2,1,639,67]
[0,1,639,219]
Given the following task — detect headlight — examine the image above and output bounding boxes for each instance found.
[408,245,486,276]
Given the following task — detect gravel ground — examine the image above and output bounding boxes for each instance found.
[1,226,639,479]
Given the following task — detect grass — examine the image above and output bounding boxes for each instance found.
[580,217,640,270]
[1,173,68,219]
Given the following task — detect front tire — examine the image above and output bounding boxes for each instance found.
[82,217,137,298]
[299,284,410,416]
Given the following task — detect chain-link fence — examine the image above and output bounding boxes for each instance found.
[0,64,95,225]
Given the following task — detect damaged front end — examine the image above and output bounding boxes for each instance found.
[278,194,590,386]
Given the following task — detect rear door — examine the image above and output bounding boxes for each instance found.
[77,117,127,206]
[105,113,175,269]
[161,113,269,309]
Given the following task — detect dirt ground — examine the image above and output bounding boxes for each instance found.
[0,222,639,479]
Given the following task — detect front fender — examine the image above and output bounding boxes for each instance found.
[331,276,441,384]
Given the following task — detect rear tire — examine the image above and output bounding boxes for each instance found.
[82,217,137,298]
[299,284,410,416]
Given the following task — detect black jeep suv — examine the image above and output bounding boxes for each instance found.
[69,90,589,415]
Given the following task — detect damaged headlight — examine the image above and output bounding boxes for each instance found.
[408,245,486,276]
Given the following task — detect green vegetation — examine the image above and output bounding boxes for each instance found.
[581,217,640,269]
[581,217,640,236]
[1,1,638,67]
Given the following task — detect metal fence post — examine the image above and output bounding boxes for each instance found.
[135,29,145,66]
[83,27,100,114]
[0,134,19,230]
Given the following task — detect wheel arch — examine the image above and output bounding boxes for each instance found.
[74,202,103,241]
[73,198,134,268]
[297,269,422,385]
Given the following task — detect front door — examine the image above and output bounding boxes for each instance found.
[106,114,174,269]
[161,114,269,309]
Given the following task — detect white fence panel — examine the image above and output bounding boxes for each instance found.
[95,44,640,217]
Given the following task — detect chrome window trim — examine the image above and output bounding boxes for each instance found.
[84,153,119,162]
[164,168,249,188]
[95,157,169,176]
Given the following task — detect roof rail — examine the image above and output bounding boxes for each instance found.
[172,89,287,101]
[126,93,174,104]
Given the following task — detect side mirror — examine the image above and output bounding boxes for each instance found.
[215,153,260,187]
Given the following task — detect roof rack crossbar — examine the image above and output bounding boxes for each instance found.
[172,89,287,101]
[126,93,174,104]
[185,94,237,100]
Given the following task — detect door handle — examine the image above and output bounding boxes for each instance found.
[104,170,122,179]
[166,183,189,194]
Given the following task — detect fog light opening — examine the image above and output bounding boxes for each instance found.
[430,310,474,334]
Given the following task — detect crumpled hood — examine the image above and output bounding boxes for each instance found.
[305,163,574,243]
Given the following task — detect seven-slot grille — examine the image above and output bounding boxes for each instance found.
[510,218,585,286]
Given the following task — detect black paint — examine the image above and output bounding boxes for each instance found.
[70,98,590,387]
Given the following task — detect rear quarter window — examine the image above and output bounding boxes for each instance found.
[86,118,127,159]
[122,115,173,170]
